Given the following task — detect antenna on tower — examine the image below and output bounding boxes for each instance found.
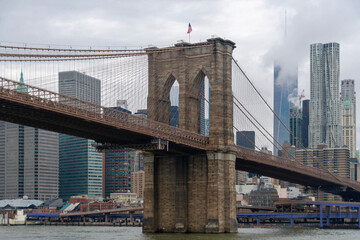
[285,9,287,39]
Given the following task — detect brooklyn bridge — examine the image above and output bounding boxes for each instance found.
[1,38,360,233]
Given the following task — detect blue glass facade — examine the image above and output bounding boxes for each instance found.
[170,106,179,127]
[59,135,102,199]
[273,64,298,155]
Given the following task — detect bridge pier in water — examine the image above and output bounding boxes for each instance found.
[143,38,237,233]
[143,151,237,233]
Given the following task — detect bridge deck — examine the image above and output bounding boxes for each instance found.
[2,76,360,200]
[236,146,360,200]
[0,77,207,153]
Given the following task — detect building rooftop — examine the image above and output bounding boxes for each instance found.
[0,199,43,209]
[40,198,64,208]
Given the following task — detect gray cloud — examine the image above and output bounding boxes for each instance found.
[1,0,360,149]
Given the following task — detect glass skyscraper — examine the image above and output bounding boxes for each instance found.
[104,149,135,197]
[289,107,302,148]
[301,99,310,148]
[273,64,298,155]
[59,71,102,200]
[309,43,342,149]
[103,104,135,198]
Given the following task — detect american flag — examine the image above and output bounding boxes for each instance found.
[187,23,192,34]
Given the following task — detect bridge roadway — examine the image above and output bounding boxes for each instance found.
[1,77,360,200]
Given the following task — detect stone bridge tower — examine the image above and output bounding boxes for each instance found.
[144,38,237,233]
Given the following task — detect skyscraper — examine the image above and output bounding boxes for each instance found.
[273,64,298,155]
[0,72,59,200]
[103,102,135,198]
[341,79,356,157]
[236,131,256,182]
[59,71,102,200]
[309,43,342,149]
[104,149,135,197]
[134,150,144,172]
[236,131,255,149]
[131,170,145,199]
[301,99,310,148]
[289,107,302,148]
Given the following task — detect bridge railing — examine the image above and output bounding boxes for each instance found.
[0,77,209,149]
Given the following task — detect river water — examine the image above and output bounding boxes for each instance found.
[0,226,359,240]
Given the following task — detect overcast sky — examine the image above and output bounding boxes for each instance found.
[1,0,360,148]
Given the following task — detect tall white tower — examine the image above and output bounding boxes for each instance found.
[309,43,342,148]
[341,79,356,157]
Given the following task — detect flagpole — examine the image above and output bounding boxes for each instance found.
[187,23,192,43]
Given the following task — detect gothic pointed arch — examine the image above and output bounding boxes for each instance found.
[162,73,177,99]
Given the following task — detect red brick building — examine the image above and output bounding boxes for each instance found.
[79,201,117,212]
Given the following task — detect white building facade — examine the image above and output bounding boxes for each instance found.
[309,42,342,148]
[341,79,356,158]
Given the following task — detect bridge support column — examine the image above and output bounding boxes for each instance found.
[143,151,237,233]
[205,151,237,233]
[143,152,156,232]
